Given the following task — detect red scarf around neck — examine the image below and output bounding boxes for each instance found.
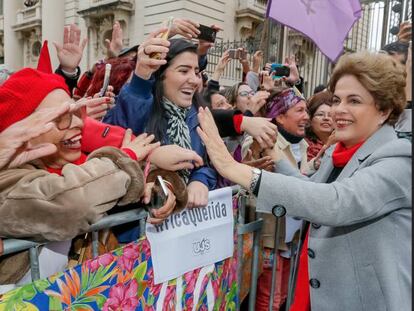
[290,140,365,311]
[46,153,87,176]
[332,141,365,168]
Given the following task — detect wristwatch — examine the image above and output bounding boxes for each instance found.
[249,168,262,194]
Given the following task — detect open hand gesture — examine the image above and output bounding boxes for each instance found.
[252,50,263,73]
[121,130,161,160]
[0,103,72,169]
[105,21,124,58]
[282,55,300,85]
[53,24,87,73]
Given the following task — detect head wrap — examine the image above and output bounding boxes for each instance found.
[265,87,305,119]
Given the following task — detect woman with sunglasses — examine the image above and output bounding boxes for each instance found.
[0,68,177,291]
[197,51,411,310]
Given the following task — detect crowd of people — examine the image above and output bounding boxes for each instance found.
[0,17,411,310]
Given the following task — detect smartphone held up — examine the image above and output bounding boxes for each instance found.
[270,63,290,79]
[150,16,174,60]
[228,49,247,59]
[197,24,217,43]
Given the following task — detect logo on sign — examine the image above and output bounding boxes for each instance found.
[192,238,211,256]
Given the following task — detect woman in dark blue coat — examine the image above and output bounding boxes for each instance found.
[104,28,216,208]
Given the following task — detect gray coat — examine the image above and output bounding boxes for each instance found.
[256,125,412,311]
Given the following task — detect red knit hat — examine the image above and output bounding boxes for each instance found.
[0,68,69,132]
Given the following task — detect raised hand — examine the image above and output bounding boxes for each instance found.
[197,39,214,57]
[0,103,71,169]
[149,145,204,171]
[252,50,263,73]
[53,24,87,73]
[121,130,161,160]
[196,107,235,174]
[260,70,275,91]
[169,18,200,39]
[86,90,115,121]
[105,21,124,58]
[212,50,231,81]
[240,116,277,149]
[238,47,250,74]
[248,90,270,115]
[283,55,300,85]
[135,28,170,80]
[196,24,220,56]
[216,50,231,72]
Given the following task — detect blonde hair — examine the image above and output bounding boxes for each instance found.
[328,51,406,125]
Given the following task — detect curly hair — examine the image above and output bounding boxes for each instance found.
[328,51,406,126]
[86,56,136,96]
[305,90,333,142]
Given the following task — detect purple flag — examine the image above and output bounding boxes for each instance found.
[266,0,362,62]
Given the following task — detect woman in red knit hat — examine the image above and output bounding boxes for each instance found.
[0,67,178,292]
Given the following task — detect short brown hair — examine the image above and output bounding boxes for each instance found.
[306,90,333,142]
[223,82,247,107]
[307,90,333,119]
[328,51,406,125]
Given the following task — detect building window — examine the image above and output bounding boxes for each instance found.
[32,41,42,57]
[24,0,39,8]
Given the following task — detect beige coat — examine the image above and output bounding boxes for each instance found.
[259,133,309,249]
[0,147,145,284]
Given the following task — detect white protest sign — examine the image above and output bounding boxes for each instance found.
[146,187,234,285]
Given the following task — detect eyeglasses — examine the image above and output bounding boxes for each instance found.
[313,112,332,119]
[54,106,85,130]
[238,90,255,97]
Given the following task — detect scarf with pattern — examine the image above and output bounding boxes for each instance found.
[162,97,192,182]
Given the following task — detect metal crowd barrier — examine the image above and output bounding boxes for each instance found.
[267,207,307,311]
[1,185,264,311]
[235,189,264,311]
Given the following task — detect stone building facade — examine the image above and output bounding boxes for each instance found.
[0,0,403,95]
[0,0,269,72]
